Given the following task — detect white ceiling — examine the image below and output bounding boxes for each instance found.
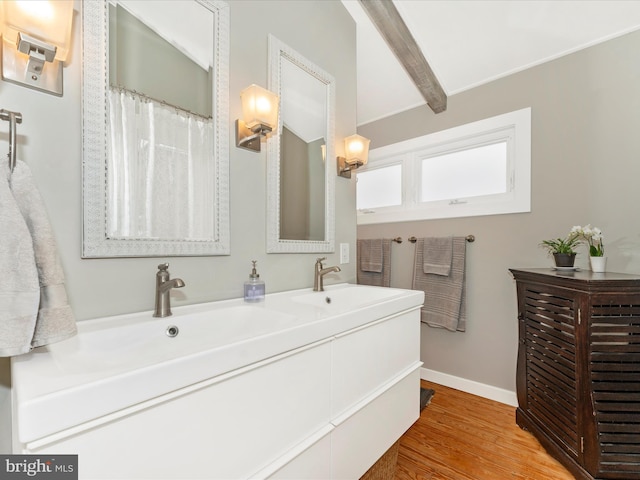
[341,0,640,126]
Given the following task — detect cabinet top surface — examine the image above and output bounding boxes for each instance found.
[509,268,640,285]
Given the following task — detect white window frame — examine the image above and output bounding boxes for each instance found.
[356,108,531,225]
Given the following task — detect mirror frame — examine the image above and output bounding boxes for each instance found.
[81,0,230,257]
[266,35,336,253]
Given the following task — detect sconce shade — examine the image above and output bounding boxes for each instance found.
[240,84,279,133]
[1,0,74,62]
[337,134,371,179]
[344,134,370,166]
[236,84,279,152]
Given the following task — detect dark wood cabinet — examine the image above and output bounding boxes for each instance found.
[510,268,640,480]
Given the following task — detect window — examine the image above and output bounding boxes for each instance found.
[420,141,507,202]
[356,163,402,210]
[356,108,530,224]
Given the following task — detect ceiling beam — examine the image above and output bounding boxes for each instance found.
[358,0,447,114]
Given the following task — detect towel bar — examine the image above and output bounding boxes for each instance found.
[0,109,23,173]
[408,235,474,244]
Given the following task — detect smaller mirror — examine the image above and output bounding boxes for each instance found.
[266,35,335,253]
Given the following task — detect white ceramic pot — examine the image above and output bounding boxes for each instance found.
[590,256,607,273]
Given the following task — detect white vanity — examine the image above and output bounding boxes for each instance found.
[10,284,423,479]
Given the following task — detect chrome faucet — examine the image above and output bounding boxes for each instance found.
[313,257,341,292]
[153,263,185,318]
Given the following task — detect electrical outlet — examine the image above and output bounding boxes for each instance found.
[340,243,350,264]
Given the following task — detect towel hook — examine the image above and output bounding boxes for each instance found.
[0,109,23,173]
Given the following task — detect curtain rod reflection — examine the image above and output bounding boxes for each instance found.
[110,85,212,120]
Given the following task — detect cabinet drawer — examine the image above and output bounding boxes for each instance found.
[29,341,332,480]
[266,427,332,480]
[331,309,420,417]
[331,366,421,479]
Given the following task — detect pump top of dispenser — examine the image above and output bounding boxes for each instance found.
[249,260,260,279]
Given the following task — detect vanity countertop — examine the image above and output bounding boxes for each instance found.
[12,283,424,444]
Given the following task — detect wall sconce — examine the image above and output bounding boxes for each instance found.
[235,84,279,152]
[337,134,371,178]
[1,0,74,96]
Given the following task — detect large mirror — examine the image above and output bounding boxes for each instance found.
[82,0,230,257]
[266,35,335,253]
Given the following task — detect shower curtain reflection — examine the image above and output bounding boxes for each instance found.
[107,87,215,241]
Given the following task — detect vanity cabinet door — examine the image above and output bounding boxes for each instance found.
[330,308,421,479]
[331,366,420,479]
[331,310,420,418]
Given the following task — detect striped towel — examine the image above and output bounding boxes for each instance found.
[357,238,391,287]
[360,239,383,272]
[423,236,452,276]
[412,237,466,332]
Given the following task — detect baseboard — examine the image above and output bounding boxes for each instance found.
[421,367,518,407]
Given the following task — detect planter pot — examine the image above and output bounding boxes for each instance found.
[553,253,576,268]
[590,256,607,273]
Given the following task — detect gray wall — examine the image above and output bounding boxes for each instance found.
[358,29,640,393]
[0,0,356,320]
[109,3,213,117]
[0,0,356,450]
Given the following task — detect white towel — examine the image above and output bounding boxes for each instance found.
[10,161,76,349]
[0,162,40,356]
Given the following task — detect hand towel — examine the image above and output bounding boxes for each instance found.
[10,161,77,348]
[412,237,466,332]
[360,238,383,272]
[423,236,453,276]
[0,162,39,356]
[357,238,392,287]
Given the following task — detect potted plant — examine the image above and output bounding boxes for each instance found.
[571,225,606,272]
[540,234,580,267]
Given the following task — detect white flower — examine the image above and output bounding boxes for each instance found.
[571,224,605,256]
[592,227,602,242]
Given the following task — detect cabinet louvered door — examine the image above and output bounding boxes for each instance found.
[512,269,640,480]
[522,284,580,462]
[590,297,640,479]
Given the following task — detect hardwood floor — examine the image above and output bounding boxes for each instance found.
[394,381,575,480]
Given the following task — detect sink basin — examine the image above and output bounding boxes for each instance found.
[292,284,403,310]
[13,302,303,443]
[47,305,299,375]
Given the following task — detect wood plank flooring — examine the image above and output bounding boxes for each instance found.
[394,381,575,480]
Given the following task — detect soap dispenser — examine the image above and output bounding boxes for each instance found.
[244,260,265,302]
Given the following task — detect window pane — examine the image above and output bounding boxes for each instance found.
[356,164,402,209]
[420,142,507,202]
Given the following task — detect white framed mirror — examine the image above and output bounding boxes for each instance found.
[82,0,230,257]
[266,35,335,253]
